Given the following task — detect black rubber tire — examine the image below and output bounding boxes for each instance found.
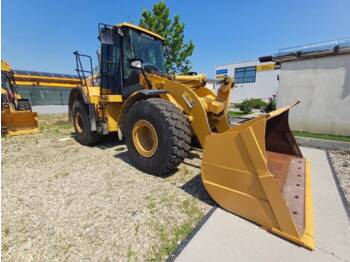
[123,98,191,175]
[17,99,32,111]
[72,101,100,146]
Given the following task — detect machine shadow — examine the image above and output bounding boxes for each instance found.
[113,148,216,206]
[97,133,125,149]
[180,174,215,206]
[113,150,177,178]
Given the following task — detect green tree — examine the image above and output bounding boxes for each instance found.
[139,1,195,74]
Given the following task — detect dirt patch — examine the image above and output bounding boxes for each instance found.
[328,150,350,206]
[1,114,213,261]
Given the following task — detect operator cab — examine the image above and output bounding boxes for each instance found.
[74,23,166,99]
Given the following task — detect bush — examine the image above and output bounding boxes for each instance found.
[238,100,252,114]
[236,98,268,114]
[247,98,267,109]
[236,98,267,110]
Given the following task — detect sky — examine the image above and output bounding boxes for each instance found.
[2,0,350,78]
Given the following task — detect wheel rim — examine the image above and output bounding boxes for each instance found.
[132,120,158,158]
[74,112,84,134]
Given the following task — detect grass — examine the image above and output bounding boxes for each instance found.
[293,130,350,143]
[127,247,137,260]
[147,198,204,261]
[227,111,250,117]
[38,114,73,136]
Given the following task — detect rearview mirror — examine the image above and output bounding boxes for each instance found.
[99,27,113,45]
[130,59,143,69]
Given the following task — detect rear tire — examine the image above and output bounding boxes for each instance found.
[72,101,100,145]
[123,98,191,175]
[17,99,32,111]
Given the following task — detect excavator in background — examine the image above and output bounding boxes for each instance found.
[1,60,39,136]
[69,23,315,249]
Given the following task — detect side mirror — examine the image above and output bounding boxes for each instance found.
[99,27,113,45]
[130,58,143,69]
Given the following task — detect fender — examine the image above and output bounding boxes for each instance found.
[68,87,97,131]
[117,89,168,128]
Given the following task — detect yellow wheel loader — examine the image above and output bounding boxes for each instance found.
[69,23,315,249]
[1,60,39,136]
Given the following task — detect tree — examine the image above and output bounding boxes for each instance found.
[139,1,195,74]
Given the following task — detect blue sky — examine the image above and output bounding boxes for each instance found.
[2,0,350,78]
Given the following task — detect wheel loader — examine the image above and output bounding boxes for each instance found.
[1,60,39,136]
[69,23,315,250]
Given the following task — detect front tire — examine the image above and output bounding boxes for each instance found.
[72,101,99,145]
[123,98,191,175]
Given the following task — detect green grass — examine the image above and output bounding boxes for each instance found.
[293,131,350,143]
[147,199,204,261]
[38,114,73,136]
[227,111,250,117]
[127,247,137,261]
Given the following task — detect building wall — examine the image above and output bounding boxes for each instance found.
[205,80,220,91]
[215,61,279,103]
[277,54,350,136]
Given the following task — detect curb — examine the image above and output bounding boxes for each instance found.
[296,136,350,151]
[166,206,217,262]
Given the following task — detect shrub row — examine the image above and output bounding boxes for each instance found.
[236,98,276,114]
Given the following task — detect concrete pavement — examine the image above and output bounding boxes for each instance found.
[175,148,350,262]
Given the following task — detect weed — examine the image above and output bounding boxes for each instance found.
[147,199,204,261]
[147,196,157,212]
[54,172,70,179]
[127,247,137,260]
[3,226,10,236]
[2,242,9,252]
[134,224,140,236]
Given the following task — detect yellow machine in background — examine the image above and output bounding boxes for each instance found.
[69,23,314,249]
[13,70,81,88]
[1,60,39,136]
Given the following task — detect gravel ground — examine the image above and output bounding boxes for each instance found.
[328,150,350,206]
[1,114,213,261]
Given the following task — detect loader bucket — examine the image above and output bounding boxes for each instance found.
[201,104,315,250]
[1,111,39,136]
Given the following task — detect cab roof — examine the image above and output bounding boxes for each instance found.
[116,22,164,41]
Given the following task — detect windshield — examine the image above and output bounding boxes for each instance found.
[130,30,166,74]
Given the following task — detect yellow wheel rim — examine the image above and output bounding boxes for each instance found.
[74,112,84,134]
[132,120,158,158]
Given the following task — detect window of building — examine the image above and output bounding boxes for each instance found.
[234,66,256,83]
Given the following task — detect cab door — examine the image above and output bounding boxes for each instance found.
[99,27,122,95]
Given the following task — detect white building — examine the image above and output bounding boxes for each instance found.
[205,79,220,91]
[215,38,350,136]
[215,60,279,103]
[275,39,350,136]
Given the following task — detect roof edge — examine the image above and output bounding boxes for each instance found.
[116,23,164,41]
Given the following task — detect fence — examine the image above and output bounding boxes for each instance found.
[16,86,71,106]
